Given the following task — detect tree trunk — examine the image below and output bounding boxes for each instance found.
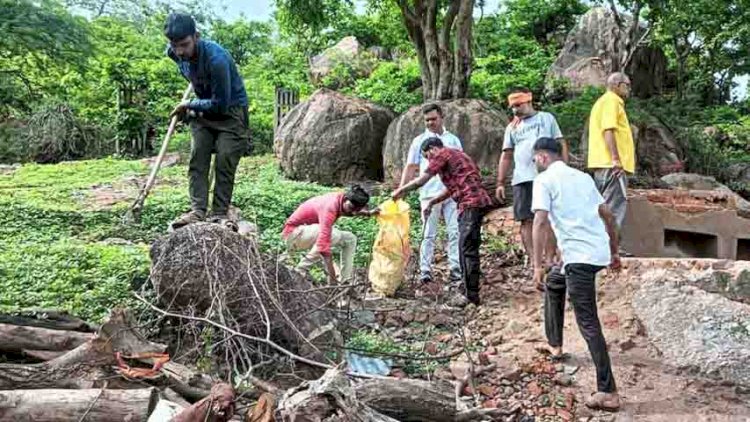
[397,0,474,100]
[0,311,96,332]
[0,323,93,354]
[0,388,158,422]
[354,378,458,422]
[452,0,474,98]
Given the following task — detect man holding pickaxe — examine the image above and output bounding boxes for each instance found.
[165,12,251,229]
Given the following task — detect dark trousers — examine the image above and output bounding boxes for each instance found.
[458,208,485,303]
[189,106,250,216]
[545,264,616,393]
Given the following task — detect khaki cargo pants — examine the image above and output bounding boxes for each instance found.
[285,224,357,282]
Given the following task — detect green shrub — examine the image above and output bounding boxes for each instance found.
[545,86,604,153]
[353,59,422,113]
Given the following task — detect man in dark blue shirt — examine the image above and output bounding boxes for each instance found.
[165,13,251,228]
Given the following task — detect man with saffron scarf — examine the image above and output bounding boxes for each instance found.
[496,87,568,268]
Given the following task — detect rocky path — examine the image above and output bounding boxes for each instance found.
[356,255,750,421]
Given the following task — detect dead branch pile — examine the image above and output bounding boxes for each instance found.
[148,223,342,380]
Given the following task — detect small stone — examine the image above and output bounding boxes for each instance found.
[425,342,439,356]
[478,351,491,365]
[390,368,407,379]
[619,338,637,352]
[477,384,496,396]
[558,409,573,421]
[482,399,497,408]
[554,374,574,386]
[527,381,543,396]
[413,312,428,323]
[487,332,504,345]
[644,381,655,390]
[504,386,515,396]
[430,313,453,327]
[555,363,565,372]
[564,365,579,375]
[449,360,471,380]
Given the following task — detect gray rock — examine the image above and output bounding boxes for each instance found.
[632,270,750,386]
[274,89,396,185]
[382,99,509,185]
[546,7,668,98]
[661,172,750,217]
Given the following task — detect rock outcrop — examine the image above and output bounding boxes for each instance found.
[580,118,684,177]
[661,172,750,216]
[547,7,668,98]
[274,89,396,185]
[382,99,508,186]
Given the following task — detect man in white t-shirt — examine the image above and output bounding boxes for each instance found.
[530,137,621,412]
[496,87,568,267]
[400,103,462,284]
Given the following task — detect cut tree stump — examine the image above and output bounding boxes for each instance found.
[353,378,461,422]
[0,388,158,422]
[0,323,93,353]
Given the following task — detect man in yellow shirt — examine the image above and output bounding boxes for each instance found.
[587,72,635,230]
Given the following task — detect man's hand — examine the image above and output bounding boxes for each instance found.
[533,268,546,292]
[391,188,406,201]
[611,158,624,176]
[169,100,191,119]
[495,184,506,201]
[422,202,433,221]
[610,253,622,271]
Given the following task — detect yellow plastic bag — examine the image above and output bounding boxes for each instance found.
[368,199,411,296]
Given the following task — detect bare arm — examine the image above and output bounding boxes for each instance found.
[603,129,621,165]
[428,189,452,207]
[598,204,620,258]
[532,210,551,271]
[496,149,513,184]
[399,164,419,188]
[559,138,570,163]
[393,171,434,199]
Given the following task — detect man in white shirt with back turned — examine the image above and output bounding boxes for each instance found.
[530,137,621,412]
[400,103,462,285]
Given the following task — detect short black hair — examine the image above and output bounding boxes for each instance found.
[164,13,196,41]
[533,137,561,155]
[421,103,443,117]
[421,137,444,153]
[510,86,532,94]
[344,184,370,209]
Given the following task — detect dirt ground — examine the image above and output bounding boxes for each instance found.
[359,249,750,422]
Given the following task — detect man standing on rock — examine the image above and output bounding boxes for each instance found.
[164,13,251,229]
[588,73,634,231]
[393,138,494,306]
[283,185,378,284]
[400,103,463,286]
[530,137,621,411]
[496,87,568,267]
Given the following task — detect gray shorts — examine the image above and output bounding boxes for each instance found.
[512,181,534,221]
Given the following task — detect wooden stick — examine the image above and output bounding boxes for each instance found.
[124,83,192,223]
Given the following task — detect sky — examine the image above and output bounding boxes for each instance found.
[220,0,502,21]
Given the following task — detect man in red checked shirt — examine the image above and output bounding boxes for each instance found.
[393,137,493,306]
[283,185,378,284]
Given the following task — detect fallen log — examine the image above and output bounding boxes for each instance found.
[0,387,158,422]
[0,310,97,332]
[0,309,165,390]
[277,369,398,422]
[353,378,460,422]
[22,349,65,361]
[0,323,93,354]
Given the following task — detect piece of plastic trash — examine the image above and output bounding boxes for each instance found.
[346,351,392,376]
[368,199,411,296]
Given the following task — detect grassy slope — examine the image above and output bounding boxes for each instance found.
[0,155,421,321]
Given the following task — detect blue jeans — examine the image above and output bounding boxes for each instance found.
[420,198,461,280]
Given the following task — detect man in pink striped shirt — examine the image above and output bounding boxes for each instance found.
[283,185,377,284]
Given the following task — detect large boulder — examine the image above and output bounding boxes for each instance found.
[547,7,668,98]
[382,99,509,186]
[580,118,684,177]
[310,36,377,84]
[274,89,396,185]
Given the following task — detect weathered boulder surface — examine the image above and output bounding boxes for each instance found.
[310,36,377,84]
[274,89,396,185]
[150,223,338,355]
[628,259,750,386]
[661,172,750,217]
[580,119,684,177]
[382,99,508,185]
[632,269,750,385]
[547,7,668,98]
